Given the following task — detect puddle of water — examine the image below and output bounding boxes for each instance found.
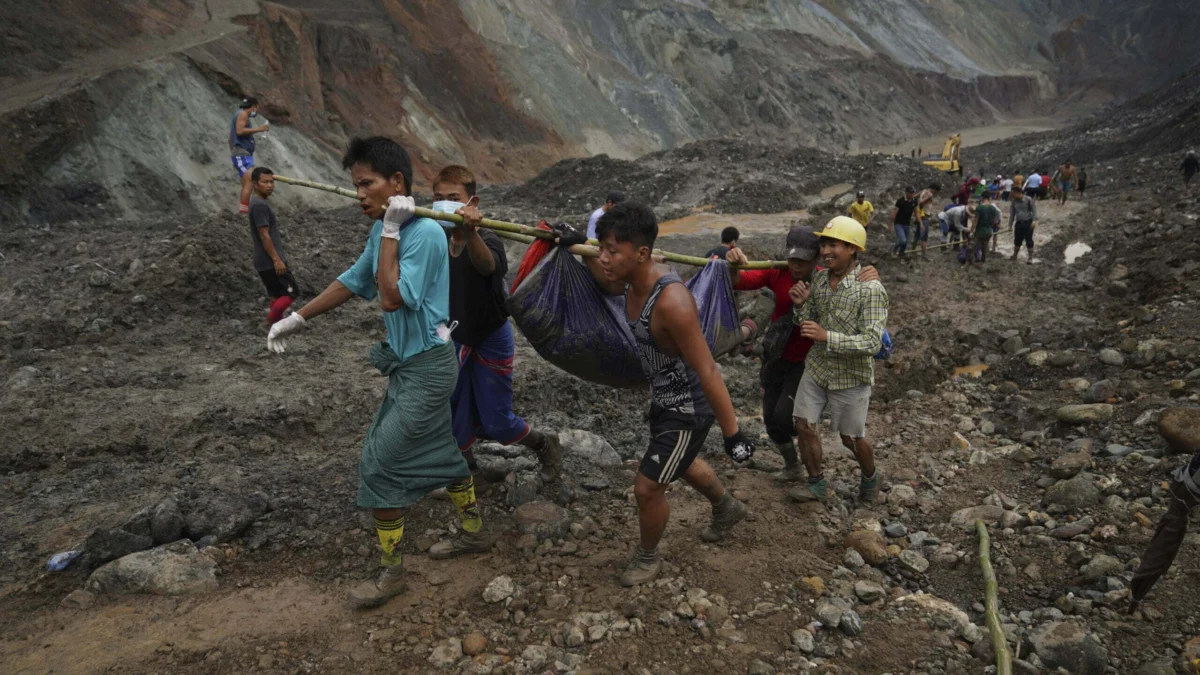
[820,183,854,200]
[658,210,807,235]
[1064,242,1092,264]
[952,364,989,378]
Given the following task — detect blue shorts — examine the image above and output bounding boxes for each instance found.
[232,155,255,177]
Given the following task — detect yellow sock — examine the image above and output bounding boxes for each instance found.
[375,515,405,567]
[446,478,483,533]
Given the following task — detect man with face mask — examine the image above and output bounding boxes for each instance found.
[431,165,562,481]
[726,227,880,482]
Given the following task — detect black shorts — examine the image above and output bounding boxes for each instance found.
[258,269,298,298]
[1013,221,1034,249]
[639,406,714,484]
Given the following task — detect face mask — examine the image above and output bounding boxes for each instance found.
[430,200,465,230]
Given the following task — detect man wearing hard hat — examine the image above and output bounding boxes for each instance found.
[786,216,889,504]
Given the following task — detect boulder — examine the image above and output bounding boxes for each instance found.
[893,593,970,633]
[428,638,463,669]
[1050,452,1090,479]
[949,505,1004,530]
[898,549,929,574]
[843,530,888,566]
[1084,380,1117,404]
[462,632,488,656]
[482,575,515,603]
[513,501,572,540]
[150,498,185,545]
[1057,404,1114,424]
[791,628,815,653]
[888,484,917,506]
[558,429,623,466]
[854,580,887,603]
[1158,407,1200,454]
[1082,554,1123,581]
[183,492,270,543]
[1098,349,1125,366]
[1030,621,1108,675]
[1048,352,1077,368]
[1044,473,1102,509]
[85,540,218,595]
[84,528,154,567]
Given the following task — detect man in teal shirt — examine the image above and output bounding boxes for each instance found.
[266,137,490,609]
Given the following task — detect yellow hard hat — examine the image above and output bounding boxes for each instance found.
[819,215,867,251]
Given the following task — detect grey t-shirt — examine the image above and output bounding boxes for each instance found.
[249,195,285,272]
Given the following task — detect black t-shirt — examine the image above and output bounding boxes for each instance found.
[704,246,730,260]
[249,195,284,272]
[449,230,510,347]
[894,197,918,224]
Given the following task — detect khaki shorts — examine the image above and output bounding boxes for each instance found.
[792,370,871,439]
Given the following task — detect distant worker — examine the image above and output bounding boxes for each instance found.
[1008,186,1037,264]
[586,190,626,239]
[247,167,298,325]
[704,227,740,260]
[847,191,875,229]
[965,193,1000,266]
[430,165,563,482]
[888,186,919,259]
[1077,167,1088,197]
[1127,450,1200,615]
[915,183,941,258]
[952,177,979,206]
[1057,160,1077,206]
[1022,170,1043,199]
[230,97,270,214]
[938,204,973,250]
[999,175,1014,201]
[1013,172,1025,194]
[1183,151,1199,189]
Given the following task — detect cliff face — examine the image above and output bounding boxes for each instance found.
[2,0,1199,223]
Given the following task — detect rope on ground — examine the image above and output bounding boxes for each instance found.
[274,175,788,269]
[977,519,1013,675]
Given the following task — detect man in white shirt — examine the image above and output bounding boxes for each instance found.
[1022,172,1043,199]
[999,176,1014,201]
[586,191,626,239]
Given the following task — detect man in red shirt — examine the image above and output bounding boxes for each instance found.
[726,225,879,481]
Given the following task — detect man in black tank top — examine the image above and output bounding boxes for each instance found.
[572,201,755,587]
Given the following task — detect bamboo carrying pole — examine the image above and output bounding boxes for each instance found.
[976,520,1013,675]
[274,175,788,269]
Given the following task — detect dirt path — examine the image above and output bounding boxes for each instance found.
[0,192,1181,675]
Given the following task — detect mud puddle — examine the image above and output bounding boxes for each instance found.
[658,209,807,236]
[862,118,1062,156]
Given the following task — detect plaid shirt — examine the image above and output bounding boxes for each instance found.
[792,265,889,389]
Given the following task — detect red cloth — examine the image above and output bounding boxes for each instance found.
[510,220,555,293]
[734,267,814,363]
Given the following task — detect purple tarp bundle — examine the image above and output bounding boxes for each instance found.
[506,248,741,388]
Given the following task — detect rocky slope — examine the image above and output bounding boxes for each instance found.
[5,0,1200,225]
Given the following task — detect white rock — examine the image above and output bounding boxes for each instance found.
[482,575,515,603]
[558,430,622,466]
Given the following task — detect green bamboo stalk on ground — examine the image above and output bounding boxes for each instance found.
[274,174,788,269]
[977,519,1013,675]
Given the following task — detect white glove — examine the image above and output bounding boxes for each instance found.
[267,313,306,354]
[382,196,416,240]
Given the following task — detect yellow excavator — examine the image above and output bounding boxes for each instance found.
[923,134,962,176]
